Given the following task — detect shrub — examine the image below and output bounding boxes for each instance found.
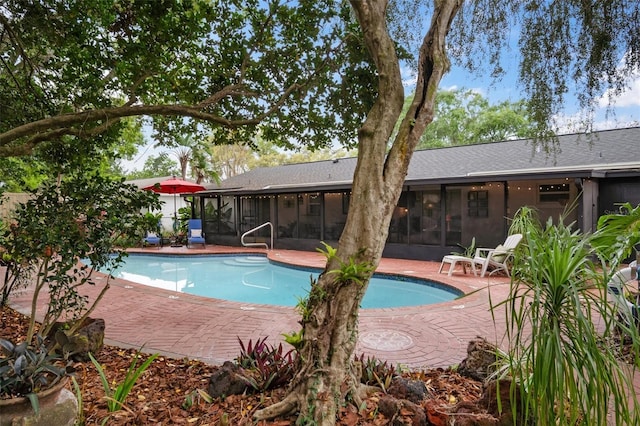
[236,337,298,392]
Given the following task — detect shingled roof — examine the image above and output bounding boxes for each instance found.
[201,126,640,195]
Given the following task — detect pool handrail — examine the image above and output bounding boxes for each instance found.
[241,221,274,250]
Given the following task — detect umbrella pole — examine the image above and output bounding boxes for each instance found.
[173,194,178,232]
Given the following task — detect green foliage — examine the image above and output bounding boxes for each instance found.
[235,337,298,392]
[141,212,163,234]
[329,257,375,287]
[70,375,84,425]
[0,0,373,157]
[0,172,161,342]
[295,294,313,323]
[0,252,32,307]
[591,202,640,267]
[0,336,71,414]
[316,241,338,261]
[181,388,213,410]
[282,329,304,351]
[448,1,638,132]
[88,350,158,413]
[415,89,537,149]
[125,153,180,180]
[354,354,397,393]
[452,237,476,258]
[319,242,375,286]
[496,209,640,425]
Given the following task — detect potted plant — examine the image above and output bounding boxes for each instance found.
[0,172,161,422]
[0,336,76,425]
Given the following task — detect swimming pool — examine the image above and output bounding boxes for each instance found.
[102,254,461,309]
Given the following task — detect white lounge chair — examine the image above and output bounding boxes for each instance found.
[607,260,638,327]
[471,233,523,278]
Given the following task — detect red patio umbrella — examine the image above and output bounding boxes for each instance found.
[143,176,205,230]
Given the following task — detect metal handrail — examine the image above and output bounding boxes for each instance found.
[241,221,273,250]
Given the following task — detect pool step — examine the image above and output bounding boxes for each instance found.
[223,256,269,267]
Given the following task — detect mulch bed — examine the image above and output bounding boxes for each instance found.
[1,305,488,425]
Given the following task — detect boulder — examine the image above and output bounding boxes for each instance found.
[51,318,105,361]
[208,361,250,399]
[387,376,428,404]
[378,394,427,426]
[458,337,499,382]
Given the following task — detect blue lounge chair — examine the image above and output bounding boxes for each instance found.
[143,231,162,248]
[187,219,206,248]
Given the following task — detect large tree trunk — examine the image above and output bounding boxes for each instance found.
[254,1,461,424]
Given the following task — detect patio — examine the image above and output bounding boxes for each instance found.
[10,245,512,369]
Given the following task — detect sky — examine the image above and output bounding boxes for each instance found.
[433,55,640,133]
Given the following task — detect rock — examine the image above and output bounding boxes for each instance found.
[208,361,249,399]
[50,318,105,361]
[377,395,427,426]
[458,336,499,382]
[387,376,428,404]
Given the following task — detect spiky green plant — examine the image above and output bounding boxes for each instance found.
[495,209,640,425]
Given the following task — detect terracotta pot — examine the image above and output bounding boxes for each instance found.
[0,378,77,426]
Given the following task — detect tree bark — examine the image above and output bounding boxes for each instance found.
[254,0,461,424]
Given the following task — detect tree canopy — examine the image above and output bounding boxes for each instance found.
[0,0,374,157]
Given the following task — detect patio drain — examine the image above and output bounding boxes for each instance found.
[359,329,413,351]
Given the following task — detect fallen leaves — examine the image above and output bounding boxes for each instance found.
[1,305,485,425]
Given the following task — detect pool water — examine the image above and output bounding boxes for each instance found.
[102,254,461,309]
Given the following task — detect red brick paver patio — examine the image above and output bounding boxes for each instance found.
[10,246,513,369]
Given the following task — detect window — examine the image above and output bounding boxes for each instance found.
[539,183,570,203]
[468,190,488,217]
[307,193,321,216]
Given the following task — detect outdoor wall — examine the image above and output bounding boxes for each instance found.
[599,177,640,216]
[0,193,31,221]
[458,183,507,249]
[507,178,579,225]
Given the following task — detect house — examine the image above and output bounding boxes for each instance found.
[195,127,640,261]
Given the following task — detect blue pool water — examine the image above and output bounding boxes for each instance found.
[101,254,461,309]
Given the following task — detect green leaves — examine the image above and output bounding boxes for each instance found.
[318,242,374,286]
[88,349,158,413]
[417,89,537,149]
[0,336,68,414]
[592,202,640,267]
[0,171,162,340]
[1,0,374,156]
[497,208,640,425]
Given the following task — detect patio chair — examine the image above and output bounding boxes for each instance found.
[143,231,162,248]
[607,261,638,328]
[471,233,523,277]
[187,219,206,248]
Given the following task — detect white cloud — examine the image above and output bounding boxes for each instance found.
[599,75,640,108]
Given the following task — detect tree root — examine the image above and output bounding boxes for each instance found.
[352,383,381,407]
[253,392,301,421]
